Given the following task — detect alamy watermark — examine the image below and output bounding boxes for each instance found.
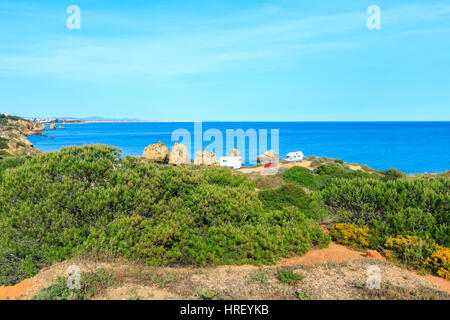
[65,5,380,31]
[367,5,381,30]
[171,121,280,168]
[66,5,81,30]
[366,265,381,290]
[66,265,81,290]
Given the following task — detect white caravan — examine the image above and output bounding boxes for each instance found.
[219,156,242,169]
[285,151,304,162]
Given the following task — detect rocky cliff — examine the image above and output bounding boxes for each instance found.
[0,114,45,157]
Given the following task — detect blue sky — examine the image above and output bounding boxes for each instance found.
[1,0,449,121]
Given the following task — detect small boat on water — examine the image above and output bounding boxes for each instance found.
[285,151,304,162]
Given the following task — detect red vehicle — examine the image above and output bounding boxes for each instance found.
[264,161,278,168]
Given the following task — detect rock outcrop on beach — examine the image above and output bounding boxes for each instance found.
[50,124,56,130]
[143,142,169,163]
[18,121,45,135]
[0,114,45,157]
[169,143,189,165]
[228,149,240,157]
[58,126,65,129]
[194,149,216,166]
[257,150,280,163]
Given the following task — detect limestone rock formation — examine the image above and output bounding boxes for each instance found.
[14,120,45,136]
[228,149,240,157]
[257,150,280,164]
[58,126,65,129]
[0,116,44,157]
[142,141,169,163]
[194,149,216,166]
[50,124,56,130]
[168,143,190,165]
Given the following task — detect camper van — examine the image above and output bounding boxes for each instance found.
[285,151,304,162]
[219,156,242,169]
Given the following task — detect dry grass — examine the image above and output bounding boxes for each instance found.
[11,254,449,301]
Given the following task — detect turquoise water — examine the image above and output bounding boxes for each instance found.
[28,122,450,173]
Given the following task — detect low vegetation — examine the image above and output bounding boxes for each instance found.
[0,145,329,286]
[32,268,115,300]
[277,268,304,285]
[0,143,448,288]
[0,157,28,183]
[258,184,322,220]
[0,114,25,126]
[283,167,317,188]
[0,137,8,150]
[320,177,449,247]
[280,162,449,279]
[196,288,225,300]
[330,223,371,249]
[384,235,450,280]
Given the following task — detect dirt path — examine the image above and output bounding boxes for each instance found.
[0,242,448,300]
[239,160,365,175]
[276,242,369,266]
[0,278,33,300]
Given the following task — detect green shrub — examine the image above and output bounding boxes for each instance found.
[283,167,316,187]
[32,268,114,300]
[0,157,28,183]
[0,145,329,285]
[0,138,8,149]
[320,177,449,247]
[258,184,321,220]
[0,114,25,126]
[295,288,310,300]
[0,157,27,171]
[196,288,225,300]
[381,168,404,181]
[0,150,11,158]
[277,268,303,285]
[201,166,254,188]
[314,164,375,180]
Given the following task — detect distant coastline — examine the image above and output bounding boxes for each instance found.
[83,120,200,123]
[26,121,450,174]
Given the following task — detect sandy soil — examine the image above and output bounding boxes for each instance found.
[280,160,314,171]
[274,242,370,266]
[239,160,314,174]
[347,164,362,171]
[0,278,33,300]
[1,242,448,300]
[239,160,365,175]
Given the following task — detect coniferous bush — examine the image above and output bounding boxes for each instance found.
[258,184,322,220]
[0,145,329,285]
[320,177,449,247]
[283,167,317,187]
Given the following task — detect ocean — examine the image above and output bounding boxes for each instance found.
[27,121,450,174]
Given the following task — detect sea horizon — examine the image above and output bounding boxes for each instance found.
[28,119,450,123]
[28,121,450,174]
